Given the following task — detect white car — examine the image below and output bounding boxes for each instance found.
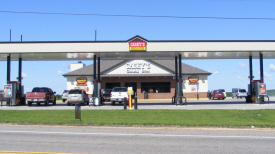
[110,87,128,105]
[61,90,69,102]
[67,89,89,106]
[232,89,247,98]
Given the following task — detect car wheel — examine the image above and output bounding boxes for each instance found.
[222,98,224,100]
[111,101,115,105]
[62,99,65,102]
[28,101,32,106]
[53,99,56,105]
[67,103,70,106]
[37,103,40,106]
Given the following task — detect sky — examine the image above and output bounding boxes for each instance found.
[1,0,275,94]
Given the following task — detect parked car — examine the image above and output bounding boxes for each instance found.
[232,88,247,98]
[26,87,56,106]
[102,89,112,102]
[210,90,225,100]
[110,87,128,105]
[67,89,89,106]
[218,89,226,99]
[62,90,70,102]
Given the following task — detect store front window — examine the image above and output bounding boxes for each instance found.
[106,82,120,89]
[141,82,170,93]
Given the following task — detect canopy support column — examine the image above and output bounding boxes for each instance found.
[246,55,254,103]
[174,56,178,98]
[177,54,183,105]
[260,52,264,83]
[97,57,101,98]
[18,57,23,104]
[93,55,97,97]
[7,54,10,84]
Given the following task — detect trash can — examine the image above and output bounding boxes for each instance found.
[91,97,101,106]
[144,92,148,99]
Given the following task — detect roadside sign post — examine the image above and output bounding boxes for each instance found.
[75,104,81,121]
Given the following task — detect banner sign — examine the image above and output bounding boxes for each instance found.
[129,42,146,51]
[188,76,199,84]
[4,84,12,98]
[76,77,87,86]
[259,83,267,95]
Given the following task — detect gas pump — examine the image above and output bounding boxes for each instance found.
[248,80,266,103]
[4,81,24,106]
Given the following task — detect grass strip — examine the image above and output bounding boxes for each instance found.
[0,109,275,127]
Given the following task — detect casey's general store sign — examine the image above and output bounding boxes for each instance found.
[129,42,146,51]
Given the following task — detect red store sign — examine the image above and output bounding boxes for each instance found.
[129,42,146,51]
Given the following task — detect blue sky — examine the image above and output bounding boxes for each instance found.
[1,0,275,94]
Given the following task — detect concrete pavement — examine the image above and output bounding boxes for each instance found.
[1,97,275,110]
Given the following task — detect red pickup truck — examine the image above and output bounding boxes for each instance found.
[26,87,56,106]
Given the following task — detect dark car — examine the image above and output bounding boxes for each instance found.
[210,90,225,100]
[102,89,112,102]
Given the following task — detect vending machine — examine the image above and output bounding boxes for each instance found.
[248,80,266,103]
[3,81,23,106]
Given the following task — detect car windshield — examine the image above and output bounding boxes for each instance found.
[214,91,223,93]
[103,89,112,93]
[239,89,246,92]
[69,90,82,94]
[63,90,69,93]
[112,88,127,92]
[32,88,48,92]
[218,89,225,92]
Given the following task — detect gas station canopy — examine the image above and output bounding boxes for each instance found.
[1,36,275,61]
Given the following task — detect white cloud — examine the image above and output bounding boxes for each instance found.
[57,71,63,75]
[268,64,275,72]
[63,63,70,68]
[237,62,246,69]
[22,73,28,77]
[237,76,246,80]
[264,72,273,80]
[213,71,219,74]
[264,72,273,78]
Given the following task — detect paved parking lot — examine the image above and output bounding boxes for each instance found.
[1,97,275,110]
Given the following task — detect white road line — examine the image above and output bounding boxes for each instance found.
[1,130,275,139]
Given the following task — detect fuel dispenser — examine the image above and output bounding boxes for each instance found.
[248,80,266,103]
[3,81,24,106]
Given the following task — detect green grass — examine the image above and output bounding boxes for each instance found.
[1,109,275,127]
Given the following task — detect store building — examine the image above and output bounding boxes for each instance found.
[63,59,211,99]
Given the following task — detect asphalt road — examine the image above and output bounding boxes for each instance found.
[1,125,275,154]
[1,98,275,153]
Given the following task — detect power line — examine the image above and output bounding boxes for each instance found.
[1,10,275,21]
